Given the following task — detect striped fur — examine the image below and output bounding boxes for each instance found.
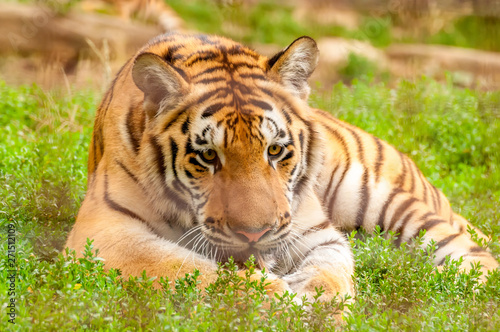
[66,33,498,308]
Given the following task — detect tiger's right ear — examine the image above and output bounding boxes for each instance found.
[268,36,319,100]
[132,52,188,118]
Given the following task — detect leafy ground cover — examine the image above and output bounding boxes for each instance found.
[1,77,499,330]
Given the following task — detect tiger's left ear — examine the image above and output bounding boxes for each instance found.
[268,36,319,100]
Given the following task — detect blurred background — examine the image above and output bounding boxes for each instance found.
[1,0,500,91]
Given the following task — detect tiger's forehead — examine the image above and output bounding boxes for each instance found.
[143,33,269,79]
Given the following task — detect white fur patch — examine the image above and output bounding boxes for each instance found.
[331,162,364,228]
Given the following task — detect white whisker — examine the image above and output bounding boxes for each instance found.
[175,225,203,246]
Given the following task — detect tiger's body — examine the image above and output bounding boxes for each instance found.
[66,33,498,308]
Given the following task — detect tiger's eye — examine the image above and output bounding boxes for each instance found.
[202,149,217,162]
[268,145,283,157]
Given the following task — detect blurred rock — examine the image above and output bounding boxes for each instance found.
[387,44,500,89]
[311,37,388,86]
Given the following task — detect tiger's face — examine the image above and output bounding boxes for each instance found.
[132,34,320,263]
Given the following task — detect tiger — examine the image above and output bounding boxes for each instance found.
[65,32,499,311]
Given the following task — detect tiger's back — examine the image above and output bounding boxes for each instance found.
[67,33,498,309]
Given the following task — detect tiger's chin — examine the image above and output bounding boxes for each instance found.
[213,246,276,270]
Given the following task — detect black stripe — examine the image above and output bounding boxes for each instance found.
[276,229,291,241]
[301,239,343,259]
[195,87,228,105]
[126,104,141,154]
[171,65,188,82]
[260,87,274,98]
[470,246,487,253]
[418,171,429,205]
[228,62,261,70]
[185,139,197,155]
[395,152,407,187]
[227,46,260,60]
[181,118,190,134]
[298,130,305,152]
[434,233,460,251]
[170,138,191,195]
[301,220,331,236]
[323,164,340,203]
[321,124,352,220]
[355,170,370,228]
[192,66,225,79]
[116,159,140,185]
[163,44,182,63]
[373,136,384,182]
[408,160,417,193]
[292,125,314,197]
[195,135,208,145]
[394,209,417,246]
[196,199,208,210]
[104,174,146,223]
[434,186,442,212]
[376,189,404,230]
[186,52,220,66]
[343,127,369,228]
[437,256,447,266]
[150,135,167,179]
[150,136,191,212]
[162,184,191,213]
[204,233,233,245]
[164,109,188,131]
[413,218,445,239]
[238,73,267,81]
[280,151,294,162]
[249,99,272,111]
[276,221,291,234]
[207,226,229,238]
[202,103,226,118]
[189,157,206,169]
[264,117,279,135]
[387,196,418,231]
[281,109,292,124]
[197,76,227,85]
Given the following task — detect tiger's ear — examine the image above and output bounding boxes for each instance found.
[132,52,188,118]
[268,36,319,100]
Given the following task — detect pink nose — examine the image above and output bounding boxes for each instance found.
[235,228,271,243]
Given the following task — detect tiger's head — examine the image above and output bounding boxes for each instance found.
[131,34,322,264]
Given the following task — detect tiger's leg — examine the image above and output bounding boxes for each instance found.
[66,211,220,289]
[275,194,355,308]
[380,193,499,280]
[281,225,355,304]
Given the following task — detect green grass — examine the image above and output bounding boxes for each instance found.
[1,77,500,330]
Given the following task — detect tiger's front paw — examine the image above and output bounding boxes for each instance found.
[238,270,292,298]
[284,266,354,324]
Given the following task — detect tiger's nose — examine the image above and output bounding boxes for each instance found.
[235,228,271,243]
